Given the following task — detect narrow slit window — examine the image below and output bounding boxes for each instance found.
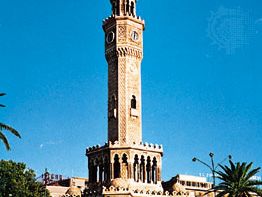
[131,95,136,109]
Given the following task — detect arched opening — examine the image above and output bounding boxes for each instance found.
[133,155,139,182]
[88,160,94,183]
[99,163,104,182]
[152,157,157,184]
[104,157,109,182]
[122,154,128,179]
[146,156,151,183]
[126,0,130,15]
[130,1,135,16]
[131,95,136,109]
[114,154,120,178]
[140,156,145,183]
[116,0,120,15]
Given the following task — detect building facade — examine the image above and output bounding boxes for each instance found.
[47,177,87,197]
[163,175,213,197]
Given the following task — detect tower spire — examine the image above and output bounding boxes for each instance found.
[110,0,137,17]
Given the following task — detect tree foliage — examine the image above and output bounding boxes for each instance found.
[0,160,50,197]
[213,160,262,197]
[0,93,21,150]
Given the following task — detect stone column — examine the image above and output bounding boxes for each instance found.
[157,167,161,182]
[128,162,132,179]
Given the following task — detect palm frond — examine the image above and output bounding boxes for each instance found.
[0,131,11,150]
[247,187,262,196]
[216,190,230,197]
[0,122,21,138]
[246,180,262,187]
[245,167,261,181]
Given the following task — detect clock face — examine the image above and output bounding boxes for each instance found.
[131,31,139,41]
[106,31,115,44]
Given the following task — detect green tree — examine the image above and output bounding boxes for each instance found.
[0,93,21,150]
[212,160,262,197]
[0,160,51,197]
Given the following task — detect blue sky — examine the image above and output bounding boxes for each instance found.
[0,0,262,181]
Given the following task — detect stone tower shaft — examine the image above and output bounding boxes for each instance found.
[103,0,145,145]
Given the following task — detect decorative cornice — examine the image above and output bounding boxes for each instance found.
[86,141,163,155]
[103,15,145,27]
[106,47,143,61]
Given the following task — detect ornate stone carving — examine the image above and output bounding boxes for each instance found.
[117,47,143,58]
[106,47,143,60]
[118,25,127,42]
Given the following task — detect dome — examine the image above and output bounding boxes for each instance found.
[111,178,129,188]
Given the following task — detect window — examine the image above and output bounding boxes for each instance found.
[131,95,136,109]
[152,157,157,184]
[130,1,135,15]
[146,156,151,183]
[126,0,130,14]
[122,154,128,179]
[114,154,120,178]
[134,155,139,182]
[116,0,120,15]
[140,156,145,183]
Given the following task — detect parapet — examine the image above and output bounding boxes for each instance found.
[102,185,189,196]
[86,141,163,155]
[103,14,145,27]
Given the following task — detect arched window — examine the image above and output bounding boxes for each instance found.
[88,160,94,183]
[99,163,104,182]
[122,154,128,179]
[104,157,109,182]
[114,154,120,178]
[152,157,157,184]
[140,156,145,183]
[95,159,99,182]
[126,0,130,15]
[116,0,120,15]
[146,156,151,183]
[133,155,139,182]
[130,1,135,16]
[131,95,136,109]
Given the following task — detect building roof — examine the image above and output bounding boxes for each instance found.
[177,174,208,183]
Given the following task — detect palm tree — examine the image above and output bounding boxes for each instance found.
[0,93,21,150]
[212,160,262,197]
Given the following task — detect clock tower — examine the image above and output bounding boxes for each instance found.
[86,1,164,196]
[104,0,144,145]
